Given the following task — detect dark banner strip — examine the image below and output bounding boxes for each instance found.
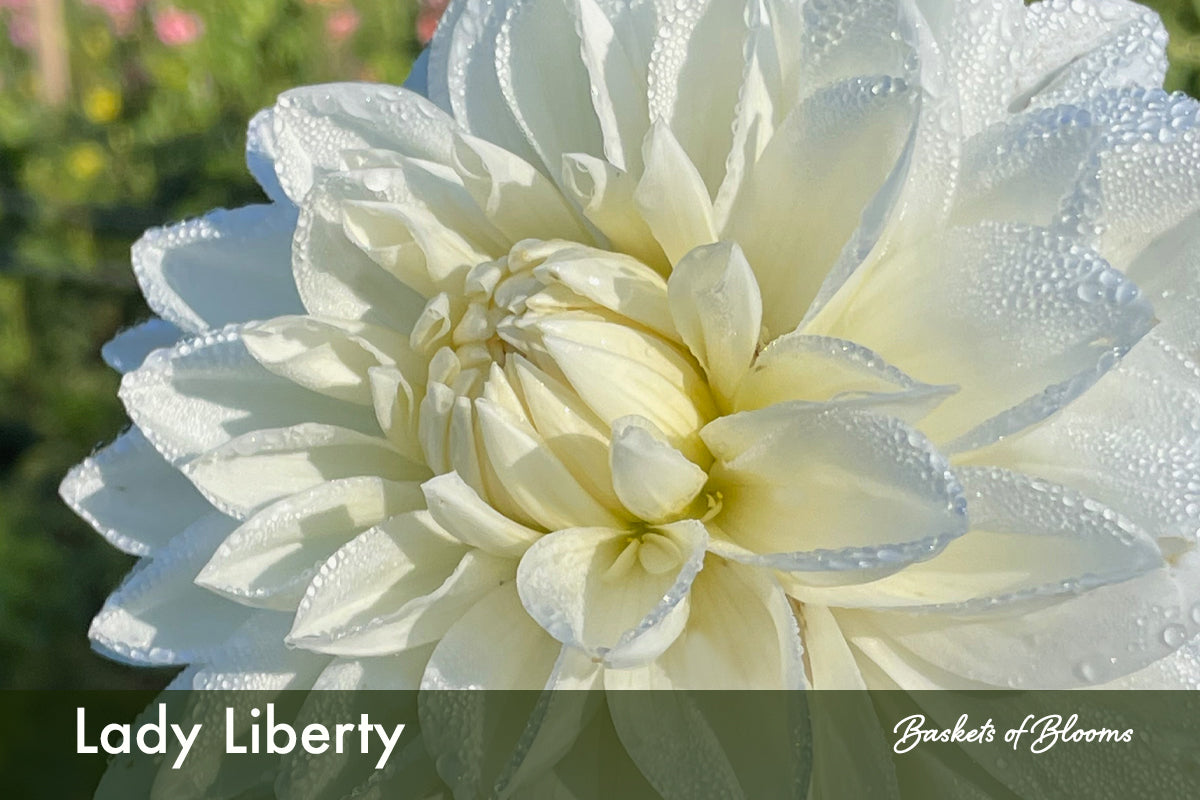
[4,690,1199,799]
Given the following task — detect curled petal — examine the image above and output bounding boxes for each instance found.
[668,241,763,405]
[516,520,707,667]
[610,416,707,523]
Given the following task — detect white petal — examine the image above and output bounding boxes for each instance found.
[560,153,667,270]
[101,318,182,374]
[246,108,288,204]
[175,612,329,690]
[509,355,622,511]
[668,241,762,404]
[957,331,1200,544]
[633,121,717,265]
[432,0,541,166]
[421,471,542,557]
[843,548,1200,688]
[1074,95,1200,269]
[475,397,622,530]
[539,317,715,459]
[516,520,707,667]
[89,512,249,665]
[368,364,427,464]
[572,0,650,171]
[132,204,303,334]
[795,0,914,94]
[808,223,1154,449]
[606,557,807,689]
[289,511,512,656]
[310,648,434,690]
[532,244,674,336]
[646,0,747,195]
[789,467,1163,613]
[60,428,212,556]
[733,333,954,423]
[338,165,502,297]
[270,83,460,203]
[196,477,423,609]
[802,603,867,689]
[182,423,427,519]
[242,316,416,405]
[119,327,377,464]
[292,174,427,330]
[496,0,606,177]
[1098,638,1200,690]
[421,582,562,689]
[1015,0,1167,113]
[610,416,707,523]
[723,74,915,336]
[451,133,591,243]
[702,403,966,573]
[952,104,1100,230]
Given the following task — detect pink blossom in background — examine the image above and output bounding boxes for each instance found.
[416,0,448,45]
[326,6,360,42]
[5,10,33,49]
[84,0,144,36]
[153,6,203,47]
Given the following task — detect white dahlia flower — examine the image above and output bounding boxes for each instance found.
[62,0,1200,693]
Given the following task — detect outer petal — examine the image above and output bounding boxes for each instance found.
[808,223,1154,450]
[119,327,377,464]
[59,427,212,556]
[196,477,423,609]
[288,512,514,656]
[270,83,461,204]
[842,549,1200,688]
[789,467,1163,613]
[646,0,748,195]
[1015,0,1167,114]
[496,0,606,178]
[89,512,250,665]
[723,74,916,336]
[182,423,428,519]
[959,332,1200,544]
[242,315,419,406]
[101,318,182,374]
[132,204,303,334]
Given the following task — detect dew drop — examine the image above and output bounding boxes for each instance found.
[1163,623,1187,648]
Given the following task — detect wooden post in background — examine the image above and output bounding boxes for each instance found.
[33,0,71,106]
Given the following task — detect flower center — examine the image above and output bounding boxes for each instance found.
[406,239,720,533]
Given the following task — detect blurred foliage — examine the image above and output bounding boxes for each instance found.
[0,0,1199,691]
[0,0,419,690]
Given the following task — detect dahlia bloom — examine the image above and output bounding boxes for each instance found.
[63,0,1200,697]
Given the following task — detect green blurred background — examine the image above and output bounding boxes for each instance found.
[0,0,1198,691]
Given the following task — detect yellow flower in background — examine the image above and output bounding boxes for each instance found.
[66,142,107,182]
[83,86,122,125]
[62,0,1200,711]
